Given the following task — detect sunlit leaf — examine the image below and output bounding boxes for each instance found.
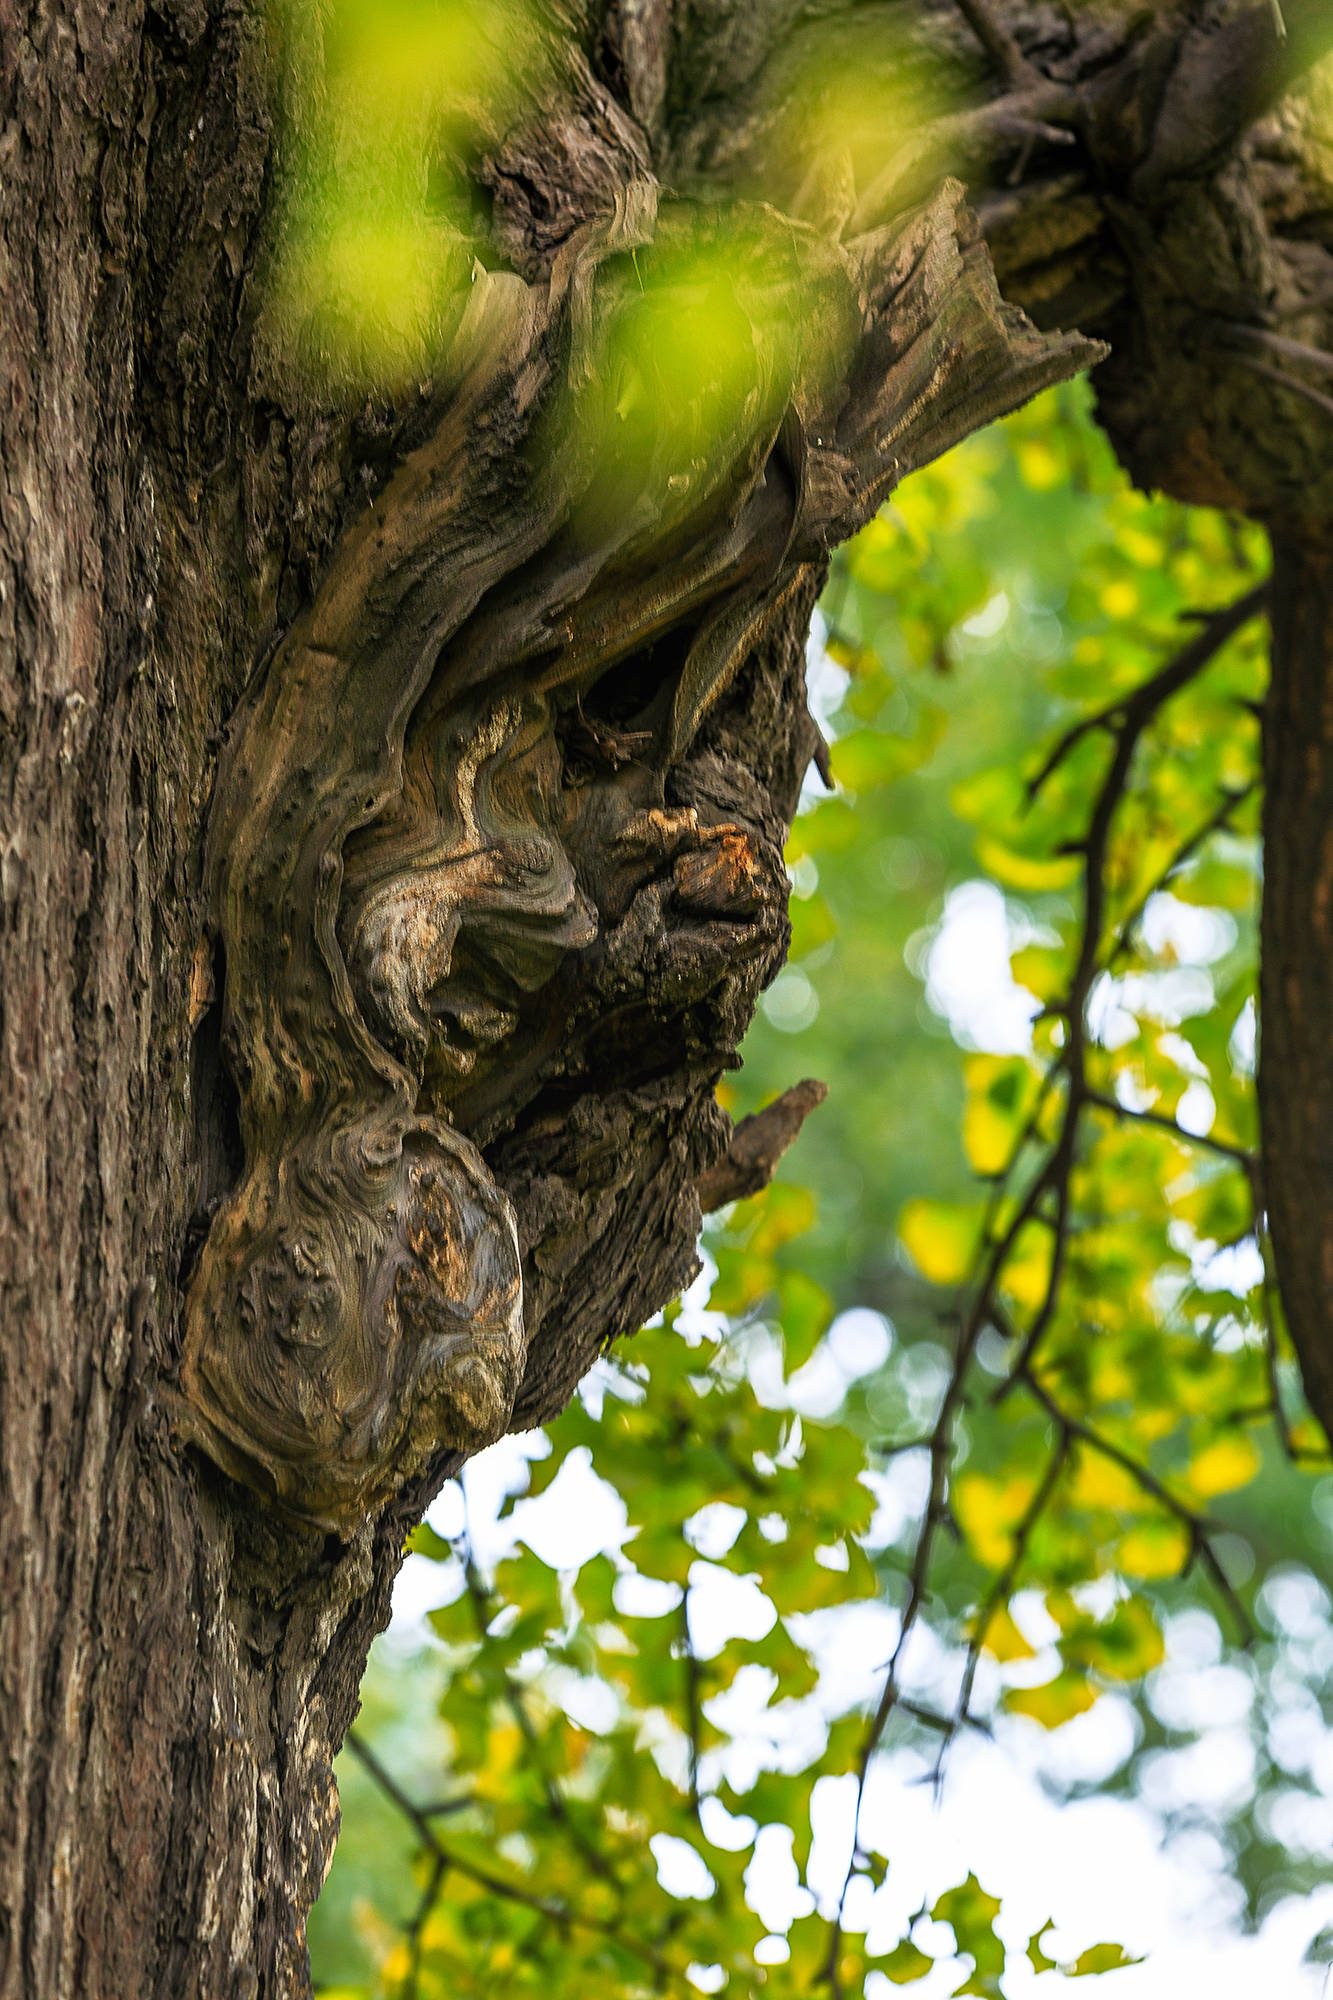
[1185,1432,1262,1499]
[879,1937,935,1984]
[1003,1670,1099,1729]
[900,1198,982,1285]
[1027,1921,1059,1974]
[1063,1942,1145,1976]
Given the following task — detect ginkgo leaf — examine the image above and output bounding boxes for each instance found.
[1064,1942,1145,1976]
[1185,1433,1262,1498]
[1056,1595,1165,1683]
[1003,1670,1099,1729]
[900,1199,982,1285]
[972,1602,1037,1664]
[879,1937,934,1984]
[1027,1920,1059,1974]
[934,1875,1004,1978]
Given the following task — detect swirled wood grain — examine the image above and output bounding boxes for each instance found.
[180,183,1097,1531]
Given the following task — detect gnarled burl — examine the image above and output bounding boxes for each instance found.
[180,184,1096,1531]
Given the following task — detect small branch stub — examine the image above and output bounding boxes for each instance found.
[697,1079,829,1211]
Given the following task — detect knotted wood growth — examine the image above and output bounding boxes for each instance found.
[180,180,1095,1530]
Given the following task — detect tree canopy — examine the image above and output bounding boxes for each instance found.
[305,380,1333,1999]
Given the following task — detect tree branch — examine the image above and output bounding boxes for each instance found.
[697,1078,828,1211]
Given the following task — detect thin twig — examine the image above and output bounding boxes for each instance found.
[345,1728,670,1978]
[1107,781,1257,968]
[457,1536,620,1888]
[823,582,1270,1990]
[402,1851,446,2000]
[1025,586,1269,803]
[345,1731,442,1854]
[936,1434,1071,1783]
[680,1587,704,1827]
[1017,1367,1254,1645]
[1083,1089,1259,1172]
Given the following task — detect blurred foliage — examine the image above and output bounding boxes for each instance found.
[263,0,547,386]
[308,379,1333,1997]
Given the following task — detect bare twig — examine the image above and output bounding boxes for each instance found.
[456,1538,621,1888]
[1108,781,1257,968]
[345,1726,671,1978]
[346,1730,444,1855]
[1016,1367,1254,1645]
[403,1851,447,2000]
[1025,586,1269,804]
[1083,1089,1259,1173]
[823,569,1270,1990]
[936,1434,1071,1781]
[680,1588,704,1826]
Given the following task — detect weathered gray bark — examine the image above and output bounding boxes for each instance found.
[3,3,1333,1996]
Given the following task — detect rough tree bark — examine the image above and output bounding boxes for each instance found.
[2,3,1332,1996]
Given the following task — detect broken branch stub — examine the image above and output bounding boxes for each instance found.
[179,184,1099,1533]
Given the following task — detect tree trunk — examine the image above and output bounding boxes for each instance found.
[0,4,1086,1990]
[1261,534,1333,1437]
[3,2,1333,1993]
[0,9,381,1992]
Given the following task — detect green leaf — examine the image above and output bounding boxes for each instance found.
[879,1937,935,1984]
[1064,1942,1145,1977]
[1027,1921,1059,1974]
[779,1270,834,1370]
[1003,1671,1099,1730]
[934,1875,1004,1978]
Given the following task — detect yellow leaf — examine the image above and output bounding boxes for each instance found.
[1066,1942,1145,1977]
[972,1603,1036,1664]
[1058,1594,1165,1682]
[1088,1357,1135,1405]
[1068,1449,1147,1516]
[1004,1669,1098,1729]
[1000,1222,1054,1314]
[1290,1418,1332,1464]
[962,1055,1037,1178]
[1117,1516,1190,1580]
[955,1470,1039,1569]
[1117,526,1166,567]
[975,835,1081,893]
[899,1199,980,1286]
[1017,438,1063,491]
[733,1182,816,1256]
[963,1095,1013,1177]
[1185,1433,1261,1499]
[879,1937,934,1984]
[1010,941,1067,1003]
[1100,579,1140,620]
